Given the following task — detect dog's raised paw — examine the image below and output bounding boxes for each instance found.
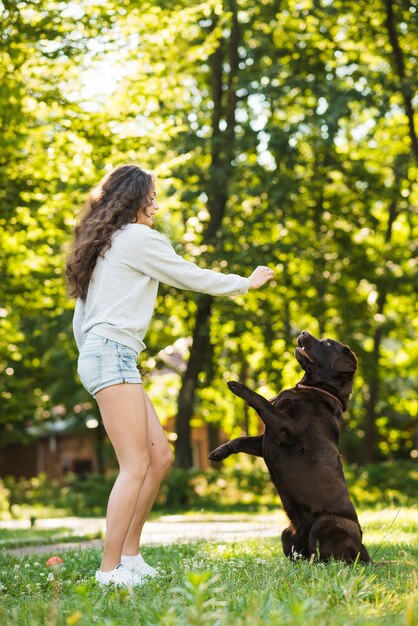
[208,444,230,462]
[227,381,248,397]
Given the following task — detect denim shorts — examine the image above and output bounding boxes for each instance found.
[77,332,142,397]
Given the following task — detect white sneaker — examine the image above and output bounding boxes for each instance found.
[121,553,159,579]
[95,563,139,587]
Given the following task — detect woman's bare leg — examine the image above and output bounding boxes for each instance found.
[95,383,150,572]
[122,391,172,556]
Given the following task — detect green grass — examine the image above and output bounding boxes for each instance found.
[0,508,416,626]
[0,527,102,549]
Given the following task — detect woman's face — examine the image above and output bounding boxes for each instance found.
[137,188,159,227]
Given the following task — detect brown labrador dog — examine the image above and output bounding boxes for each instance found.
[209,331,370,564]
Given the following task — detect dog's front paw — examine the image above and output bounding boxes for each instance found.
[208,443,231,462]
[227,380,251,400]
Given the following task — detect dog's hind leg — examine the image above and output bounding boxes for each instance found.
[308,515,370,563]
[208,435,263,462]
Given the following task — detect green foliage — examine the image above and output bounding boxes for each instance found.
[2,462,416,520]
[0,480,10,516]
[159,464,279,511]
[345,462,418,508]
[0,517,417,625]
[0,0,106,444]
[2,472,115,518]
[0,0,416,464]
[1,467,278,518]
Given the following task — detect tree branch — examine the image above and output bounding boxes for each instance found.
[384,0,418,164]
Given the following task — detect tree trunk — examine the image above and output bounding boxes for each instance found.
[238,344,250,434]
[364,306,385,462]
[362,6,414,461]
[207,422,220,468]
[174,2,240,468]
[363,166,401,462]
[174,295,212,468]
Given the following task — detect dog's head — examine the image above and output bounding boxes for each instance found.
[295,331,358,409]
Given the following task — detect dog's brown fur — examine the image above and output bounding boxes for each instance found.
[209,331,370,563]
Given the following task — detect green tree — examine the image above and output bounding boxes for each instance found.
[1,0,416,470]
[0,0,111,447]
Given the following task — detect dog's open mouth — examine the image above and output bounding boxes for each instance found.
[295,342,315,363]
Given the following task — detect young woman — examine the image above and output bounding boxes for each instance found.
[66,164,274,587]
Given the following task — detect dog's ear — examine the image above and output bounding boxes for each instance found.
[332,348,357,373]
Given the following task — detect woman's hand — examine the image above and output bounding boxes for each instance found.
[248,266,275,289]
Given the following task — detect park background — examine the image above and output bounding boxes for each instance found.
[0,2,417,625]
[0,0,417,520]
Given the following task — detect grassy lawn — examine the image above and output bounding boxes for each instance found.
[0,528,103,549]
[0,508,416,626]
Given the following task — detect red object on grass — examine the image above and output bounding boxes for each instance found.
[46,556,64,566]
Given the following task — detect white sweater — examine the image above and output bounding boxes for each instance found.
[73,223,250,352]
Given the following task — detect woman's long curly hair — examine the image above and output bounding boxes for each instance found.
[66,164,154,300]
